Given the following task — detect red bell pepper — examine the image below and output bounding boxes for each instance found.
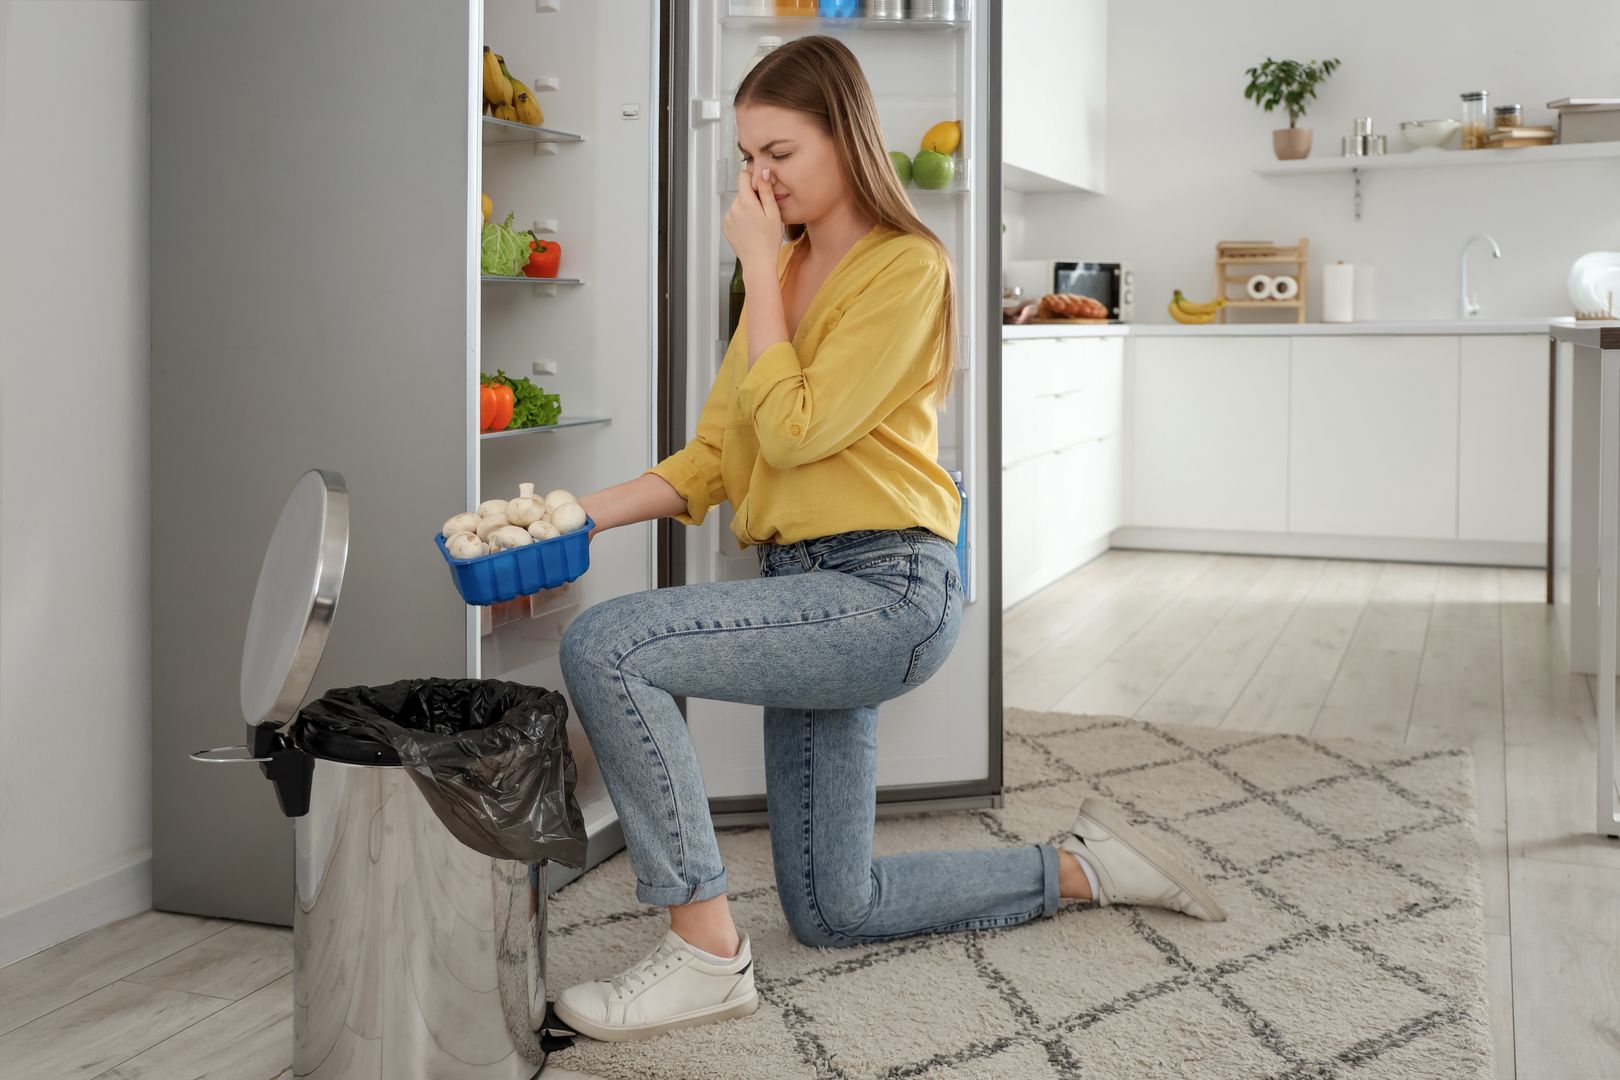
[522,238,562,279]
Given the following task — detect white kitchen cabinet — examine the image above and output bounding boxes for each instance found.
[1128,336,1290,532]
[1458,335,1548,543]
[1001,0,1106,193]
[1072,432,1123,543]
[1001,453,1043,606]
[1002,338,1051,466]
[1001,334,1125,608]
[1289,337,1459,539]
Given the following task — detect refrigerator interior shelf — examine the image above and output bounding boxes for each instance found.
[481,115,585,145]
[719,177,970,196]
[480,416,611,440]
[721,14,969,32]
[481,275,584,289]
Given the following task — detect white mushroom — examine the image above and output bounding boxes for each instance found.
[442,512,479,538]
[477,499,510,519]
[475,515,509,542]
[543,489,577,513]
[487,525,533,551]
[445,532,489,559]
[517,482,537,499]
[527,520,561,541]
[550,502,587,534]
[505,496,547,528]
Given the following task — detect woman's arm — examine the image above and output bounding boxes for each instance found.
[576,474,687,540]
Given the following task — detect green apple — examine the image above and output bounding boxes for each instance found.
[889,150,912,185]
[912,149,954,189]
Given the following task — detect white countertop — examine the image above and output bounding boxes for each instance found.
[1004,319,1558,340]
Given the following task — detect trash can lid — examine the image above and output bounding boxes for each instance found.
[240,469,350,732]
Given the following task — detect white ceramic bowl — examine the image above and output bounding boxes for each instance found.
[1568,251,1620,319]
[1400,119,1461,151]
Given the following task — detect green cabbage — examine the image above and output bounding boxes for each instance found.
[481,211,527,276]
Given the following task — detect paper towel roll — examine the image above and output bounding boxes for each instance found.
[1322,262,1354,322]
[1271,275,1300,301]
[1246,275,1275,300]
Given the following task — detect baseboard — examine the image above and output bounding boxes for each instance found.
[0,856,153,968]
[1109,527,1545,568]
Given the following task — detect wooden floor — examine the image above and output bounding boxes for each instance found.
[2,552,1615,1079]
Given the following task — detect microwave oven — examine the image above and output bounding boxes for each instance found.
[1005,260,1135,322]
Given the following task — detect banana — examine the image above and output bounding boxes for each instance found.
[1171,290,1226,316]
[493,102,519,123]
[494,55,544,126]
[512,86,540,126]
[483,48,512,106]
[1168,298,1216,325]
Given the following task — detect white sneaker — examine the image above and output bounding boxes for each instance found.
[553,929,759,1042]
[1060,797,1227,922]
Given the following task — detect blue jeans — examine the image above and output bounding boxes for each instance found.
[558,526,1061,949]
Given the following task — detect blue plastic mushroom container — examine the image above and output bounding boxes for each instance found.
[434,516,594,606]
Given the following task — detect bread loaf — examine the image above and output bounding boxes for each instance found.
[1037,292,1109,320]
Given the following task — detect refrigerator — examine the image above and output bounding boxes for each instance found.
[150,0,1000,924]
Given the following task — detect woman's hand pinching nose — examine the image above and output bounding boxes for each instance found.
[723,160,784,276]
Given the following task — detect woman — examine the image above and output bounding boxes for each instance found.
[554,35,1224,1044]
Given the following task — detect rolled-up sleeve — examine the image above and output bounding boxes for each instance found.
[643,349,732,525]
[734,251,947,471]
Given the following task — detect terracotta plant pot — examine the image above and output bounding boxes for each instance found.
[1273,127,1313,160]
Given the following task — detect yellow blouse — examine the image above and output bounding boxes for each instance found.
[645,225,961,549]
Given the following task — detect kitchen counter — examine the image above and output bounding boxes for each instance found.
[1004,319,1557,339]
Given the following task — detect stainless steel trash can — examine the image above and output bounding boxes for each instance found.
[193,469,582,1079]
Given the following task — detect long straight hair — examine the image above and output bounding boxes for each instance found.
[736,35,957,411]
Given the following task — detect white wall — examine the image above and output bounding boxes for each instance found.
[0,0,151,966]
[1010,0,1620,323]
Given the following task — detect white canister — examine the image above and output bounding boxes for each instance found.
[1322,261,1354,322]
[1246,275,1275,301]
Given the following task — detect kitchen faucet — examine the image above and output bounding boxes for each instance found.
[1459,233,1502,319]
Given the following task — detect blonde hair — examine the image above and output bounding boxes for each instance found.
[736,35,957,411]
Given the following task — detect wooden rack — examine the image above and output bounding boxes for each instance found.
[1214,238,1308,324]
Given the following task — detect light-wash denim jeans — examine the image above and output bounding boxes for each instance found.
[558,525,1061,949]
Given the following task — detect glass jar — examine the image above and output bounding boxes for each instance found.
[1494,104,1523,130]
[1460,91,1489,149]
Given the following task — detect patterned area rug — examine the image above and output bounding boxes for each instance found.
[543,710,1493,1079]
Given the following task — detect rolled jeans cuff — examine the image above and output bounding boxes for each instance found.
[635,866,730,908]
[1039,843,1062,919]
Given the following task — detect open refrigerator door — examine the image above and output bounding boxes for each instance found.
[672,0,998,811]
[474,0,662,845]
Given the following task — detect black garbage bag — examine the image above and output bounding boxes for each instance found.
[297,678,587,867]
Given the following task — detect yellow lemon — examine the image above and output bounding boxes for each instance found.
[922,119,962,156]
[481,192,493,222]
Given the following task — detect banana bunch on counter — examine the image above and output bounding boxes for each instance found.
[1168,291,1226,325]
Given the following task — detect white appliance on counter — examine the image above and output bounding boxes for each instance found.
[670,1,1003,823]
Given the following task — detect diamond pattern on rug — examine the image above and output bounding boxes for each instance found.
[542,710,1493,1080]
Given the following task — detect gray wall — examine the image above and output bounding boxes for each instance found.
[0,0,152,965]
[151,0,476,923]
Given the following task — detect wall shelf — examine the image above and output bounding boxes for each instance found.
[1253,140,1620,175]
[480,416,610,440]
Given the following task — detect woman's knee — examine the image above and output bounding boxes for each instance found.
[777,889,867,949]
[560,599,624,677]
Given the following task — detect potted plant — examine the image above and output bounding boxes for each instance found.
[1244,57,1341,160]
